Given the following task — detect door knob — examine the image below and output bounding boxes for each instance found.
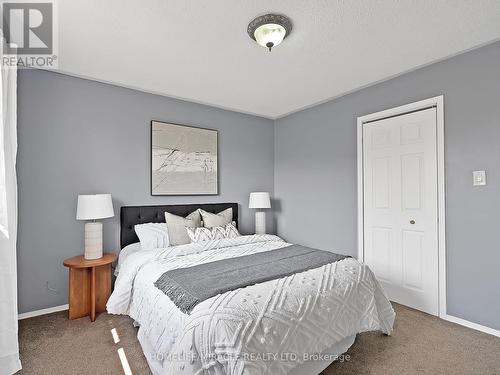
[409,219,415,225]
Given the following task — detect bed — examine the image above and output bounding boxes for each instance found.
[107,203,395,375]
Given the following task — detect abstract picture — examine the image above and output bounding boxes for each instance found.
[151,121,218,195]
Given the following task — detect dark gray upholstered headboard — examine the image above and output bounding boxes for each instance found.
[120,203,238,249]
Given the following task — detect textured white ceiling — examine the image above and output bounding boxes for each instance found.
[57,0,500,118]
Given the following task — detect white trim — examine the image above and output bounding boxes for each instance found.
[435,96,446,318]
[18,304,68,320]
[356,117,364,260]
[443,314,500,338]
[357,95,446,318]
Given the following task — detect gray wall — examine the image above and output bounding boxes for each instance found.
[17,70,274,314]
[275,41,500,330]
[18,41,500,331]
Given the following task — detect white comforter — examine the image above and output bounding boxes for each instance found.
[107,235,395,375]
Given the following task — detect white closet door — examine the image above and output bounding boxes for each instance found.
[363,108,438,315]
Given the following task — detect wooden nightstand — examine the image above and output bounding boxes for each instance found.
[63,253,117,321]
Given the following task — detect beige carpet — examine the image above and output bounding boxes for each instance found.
[18,303,500,375]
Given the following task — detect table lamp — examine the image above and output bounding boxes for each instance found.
[76,194,114,260]
[249,192,271,235]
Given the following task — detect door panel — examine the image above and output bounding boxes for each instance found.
[401,153,423,210]
[400,121,424,145]
[363,108,438,315]
[372,157,391,209]
[370,227,391,281]
[402,229,424,290]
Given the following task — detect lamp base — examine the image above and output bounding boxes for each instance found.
[84,222,103,260]
[255,211,266,235]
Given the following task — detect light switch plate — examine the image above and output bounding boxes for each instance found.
[473,170,487,186]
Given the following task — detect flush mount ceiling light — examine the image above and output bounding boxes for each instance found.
[247,14,292,52]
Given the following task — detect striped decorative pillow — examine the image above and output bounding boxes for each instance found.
[186,223,240,243]
[134,223,170,250]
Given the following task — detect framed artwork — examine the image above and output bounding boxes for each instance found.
[151,121,218,195]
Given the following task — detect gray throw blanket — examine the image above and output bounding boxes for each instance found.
[154,244,348,314]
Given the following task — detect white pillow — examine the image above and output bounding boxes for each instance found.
[186,222,240,243]
[199,208,233,228]
[134,222,170,250]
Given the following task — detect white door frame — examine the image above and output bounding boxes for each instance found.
[357,95,446,318]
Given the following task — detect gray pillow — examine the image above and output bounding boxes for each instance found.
[199,208,233,228]
[164,210,202,246]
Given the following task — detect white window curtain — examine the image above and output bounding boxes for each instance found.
[0,35,21,374]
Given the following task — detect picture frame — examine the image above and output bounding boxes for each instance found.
[151,120,218,196]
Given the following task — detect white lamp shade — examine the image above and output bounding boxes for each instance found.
[249,192,271,209]
[76,194,114,220]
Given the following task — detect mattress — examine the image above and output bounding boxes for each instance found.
[107,234,395,374]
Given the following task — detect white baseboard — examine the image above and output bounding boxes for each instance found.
[18,304,69,320]
[443,314,500,338]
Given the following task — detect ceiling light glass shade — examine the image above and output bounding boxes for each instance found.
[247,14,292,52]
[254,24,286,51]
